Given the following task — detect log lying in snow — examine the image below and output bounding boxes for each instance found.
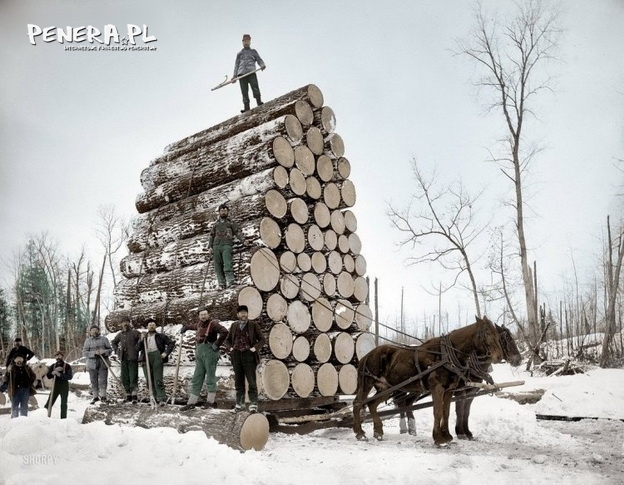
[82,404,269,452]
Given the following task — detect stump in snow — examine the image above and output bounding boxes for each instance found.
[82,404,269,452]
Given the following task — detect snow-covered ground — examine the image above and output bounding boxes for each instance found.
[0,364,622,485]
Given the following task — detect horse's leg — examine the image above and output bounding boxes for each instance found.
[431,384,445,446]
[407,396,417,436]
[352,381,371,441]
[399,410,408,434]
[440,390,454,442]
[455,391,468,439]
[370,397,384,441]
[461,395,475,440]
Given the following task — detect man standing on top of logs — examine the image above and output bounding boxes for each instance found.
[83,325,113,404]
[231,33,266,113]
[44,350,73,419]
[137,318,175,406]
[111,317,142,403]
[208,203,250,290]
[180,306,228,411]
[224,305,265,413]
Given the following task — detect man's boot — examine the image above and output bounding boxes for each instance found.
[255,96,263,107]
[240,102,250,113]
[201,392,217,409]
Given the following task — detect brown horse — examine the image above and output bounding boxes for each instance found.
[352,316,504,446]
[454,324,522,439]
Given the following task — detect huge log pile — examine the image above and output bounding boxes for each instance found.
[105,84,375,403]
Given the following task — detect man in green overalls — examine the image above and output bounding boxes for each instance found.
[208,204,249,289]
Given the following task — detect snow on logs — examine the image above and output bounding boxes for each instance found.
[106,84,374,402]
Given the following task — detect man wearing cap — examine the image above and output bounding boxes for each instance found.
[0,354,37,418]
[83,325,113,404]
[231,33,266,113]
[5,337,35,367]
[137,318,175,405]
[208,203,250,289]
[112,317,142,403]
[44,350,73,419]
[180,306,228,411]
[224,305,265,413]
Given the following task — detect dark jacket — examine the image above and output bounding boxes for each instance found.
[184,318,228,346]
[1,363,37,397]
[208,217,244,247]
[46,361,73,382]
[6,345,35,367]
[136,332,175,363]
[112,329,142,361]
[224,320,265,359]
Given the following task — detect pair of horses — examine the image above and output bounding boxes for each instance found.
[352,316,521,447]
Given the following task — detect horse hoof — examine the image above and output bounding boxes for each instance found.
[356,434,368,442]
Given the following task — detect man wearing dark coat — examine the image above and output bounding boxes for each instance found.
[5,337,35,367]
[112,318,142,403]
[137,318,175,405]
[231,33,266,113]
[44,350,73,419]
[0,354,37,418]
[224,305,265,413]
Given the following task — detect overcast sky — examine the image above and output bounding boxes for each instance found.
[1,0,623,334]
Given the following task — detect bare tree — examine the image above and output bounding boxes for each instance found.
[600,215,624,367]
[457,1,561,343]
[388,159,485,316]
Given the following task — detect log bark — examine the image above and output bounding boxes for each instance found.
[161,84,323,158]
[82,404,269,452]
[141,115,303,191]
[136,136,294,214]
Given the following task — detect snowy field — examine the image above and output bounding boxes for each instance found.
[0,364,622,485]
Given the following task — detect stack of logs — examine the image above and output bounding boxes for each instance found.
[105,84,375,402]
